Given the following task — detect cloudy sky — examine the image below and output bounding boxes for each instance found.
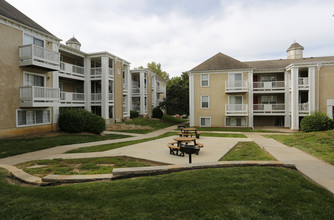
[7,0,334,77]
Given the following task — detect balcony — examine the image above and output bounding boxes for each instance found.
[132,104,140,112]
[253,81,285,92]
[59,62,85,79]
[225,104,248,116]
[19,44,60,71]
[157,86,165,93]
[298,77,309,88]
[90,93,113,104]
[253,104,285,115]
[299,103,309,114]
[60,92,85,106]
[90,68,113,79]
[225,81,248,93]
[20,86,59,107]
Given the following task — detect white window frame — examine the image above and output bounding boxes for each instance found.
[225,117,247,127]
[23,33,45,47]
[23,71,46,87]
[16,109,51,127]
[228,72,243,81]
[201,74,209,87]
[261,96,277,104]
[201,95,210,109]
[260,74,277,82]
[200,117,211,127]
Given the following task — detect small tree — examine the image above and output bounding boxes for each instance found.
[152,107,163,119]
[300,111,334,132]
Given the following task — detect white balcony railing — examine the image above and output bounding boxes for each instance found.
[299,103,309,114]
[225,104,248,115]
[132,88,140,94]
[298,77,309,88]
[60,62,84,78]
[225,81,248,92]
[253,104,285,114]
[19,44,60,70]
[132,105,140,111]
[20,86,59,107]
[253,81,285,91]
[60,92,85,105]
[109,93,114,102]
[91,67,102,79]
[157,86,165,93]
[91,93,102,103]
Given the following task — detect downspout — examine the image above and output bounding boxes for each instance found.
[317,63,322,111]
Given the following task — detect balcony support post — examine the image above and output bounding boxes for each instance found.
[248,71,253,128]
[309,66,316,112]
[101,56,109,119]
[84,57,91,111]
[140,71,145,115]
[291,67,299,130]
[284,71,290,127]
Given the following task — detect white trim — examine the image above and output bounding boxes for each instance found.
[201,95,210,109]
[200,117,211,127]
[16,109,51,127]
[200,74,209,87]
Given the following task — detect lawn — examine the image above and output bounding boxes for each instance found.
[0,167,333,219]
[0,133,131,158]
[125,115,187,131]
[221,142,276,161]
[17,156,166,177]
[267,130,334,165]
[201,133,246,138]
[66,132,176,153]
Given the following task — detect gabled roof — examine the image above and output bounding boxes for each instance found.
[66,36,81,46]
[190,52,251,72]
[287,42,304,52]
[0,0,57,38]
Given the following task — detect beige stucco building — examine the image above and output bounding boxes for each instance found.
[0,0,134,137]
[189,43,334,130]
[130,68,166,117]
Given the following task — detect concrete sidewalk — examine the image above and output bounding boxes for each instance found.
[246,134,334,194]
[0,124,180,166]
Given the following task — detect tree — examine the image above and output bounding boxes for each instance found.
[147,62,170,81]
[165,72,189,115]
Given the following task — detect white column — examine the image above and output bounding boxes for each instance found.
[327,100,334,119]
[189,73,195,127]
[248,71,253,128]
[126,65,131,116]
[291,67,299,130]
[309,66,316,112]
[284,71,290,127]
[152,77,157,107]
[52,71,59,129]
[140,71,145,115]
[84,57,91,111]
[101,56,109,119]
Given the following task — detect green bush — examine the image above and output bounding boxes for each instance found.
[300,112,334,132]
[152,107,163,119]
[130,110,139,119]
[59,108,105,134]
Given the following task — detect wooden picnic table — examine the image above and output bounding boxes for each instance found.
[173,137,197,147]
[179,128,201,138]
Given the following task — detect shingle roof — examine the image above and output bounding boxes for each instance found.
[287,42,304,52]
[245,56,334,69]
[191,52,251,71]
[0,0,57,38]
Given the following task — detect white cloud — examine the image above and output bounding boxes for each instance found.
[6,0,334,77]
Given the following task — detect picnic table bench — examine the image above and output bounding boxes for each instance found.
[167,137,204,156]
[179,128,201,138]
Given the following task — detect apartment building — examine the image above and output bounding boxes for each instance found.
[189,43,334,130]
[0,0,130,137]
[130,68,166,117]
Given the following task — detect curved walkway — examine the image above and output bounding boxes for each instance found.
[0,126,333,194]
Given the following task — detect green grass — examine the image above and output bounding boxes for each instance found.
[197,127,281,133]
[221,142,276,161]
[125,116,187,130]
[0,167,333,219]
[117,129,154,134]
[17,157,165,177]
[66,132,176,153]
[0,133,131,158]
[267,130,334,165]
[201,133,246,138]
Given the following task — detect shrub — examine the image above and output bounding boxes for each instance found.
[59,108,105,134]
[130,110,139,119]
[300,112,334,132]
[152,107,163,119]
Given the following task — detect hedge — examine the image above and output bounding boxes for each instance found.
[300,111,334,132]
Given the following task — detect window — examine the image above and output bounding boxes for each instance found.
[228,73,242,81]
[23,34,44,47]
[229,95,243,104]
[201,74,209,87]
[226,117,247,127]
[24,72,45,87]
[200,117,211,127]
[201,96,209,109]
[260,74,277,82]
[17,109,50,127]
[261,96,277,104]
